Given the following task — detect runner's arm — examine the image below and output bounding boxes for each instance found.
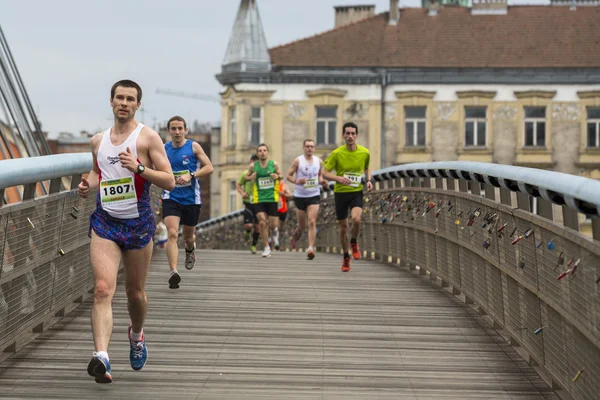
[286,158,300,184]
[244,163,255,181]
[145,130,175,191]
[191,142,214,178]
[271,161,283,180]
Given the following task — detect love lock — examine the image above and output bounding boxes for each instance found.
[483,238,491,249]
[69,205,80,220]
[554,251,565,270]
[473,208,481,218]
[519,258,525,269]
[466,218,474,227]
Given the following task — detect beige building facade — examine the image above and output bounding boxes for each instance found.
[215,0,600,219]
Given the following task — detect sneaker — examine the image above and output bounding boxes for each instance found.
[262,247,272,258]
[168,271,181,289]
[251,245,257,254]
[185,245,196,270]
[350,242,361,260]
[87,352,112,383]
[307,249,315,260]
[274,243,280,251]
[129,324,148,371]
[341,256,351,272]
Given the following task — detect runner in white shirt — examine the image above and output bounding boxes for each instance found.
[287,139,326,260]
[77,79,174,384]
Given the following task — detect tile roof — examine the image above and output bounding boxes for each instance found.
[269,6,600,69]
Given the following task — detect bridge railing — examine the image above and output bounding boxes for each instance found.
[197,161,600,400]
[0,154,164,356]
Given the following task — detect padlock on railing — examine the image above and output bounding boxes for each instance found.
[483,238,491,249]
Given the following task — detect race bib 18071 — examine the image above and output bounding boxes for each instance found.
[100,177,137,206]
[258,177,274,190]
[303,177,317,189]
[343,172,361,188]
[174,170,192,187]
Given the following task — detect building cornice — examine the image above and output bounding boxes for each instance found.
[577,90,600,99]
[220,86,276,100]
[216,67,600,86]
[306,88,348,98]
[456,90,497,99]
[514,90,557,100]
[395,90,436,99]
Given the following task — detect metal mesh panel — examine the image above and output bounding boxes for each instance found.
[542,303,569,387]
[0,213,6,280]
[424,231,437,274]
[473,253,489,306]
[520,287,544,363]
[567,326,600,400]
[486,263,504,326]
[435,237,450,282]
[504,274,520,333]
[459,247,476,297]
[446,241,461,287]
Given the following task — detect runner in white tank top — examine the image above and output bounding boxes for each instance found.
[95,123,148,219]
[286,139,325,260]
[76,80,175,385]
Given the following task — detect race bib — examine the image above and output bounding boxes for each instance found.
[303,177,318,189]
[258,177,274,190]
[343,172,361,188]
[174,170,191,187]
[100,177,137,207]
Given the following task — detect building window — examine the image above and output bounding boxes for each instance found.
[405,106,426,147]
[249,107,262,146]
[524,106,546,147]
[229,106,237,147]
[464,106,486,147]
[229,180,237,212]
[316,106,337,145]
[587,107,600,148]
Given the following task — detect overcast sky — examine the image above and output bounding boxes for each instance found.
[1,0,546,138]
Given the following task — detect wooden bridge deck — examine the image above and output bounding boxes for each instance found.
[0,250,557,399]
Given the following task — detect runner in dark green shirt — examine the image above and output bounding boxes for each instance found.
[244,144,283,258]
[323,122,373,272]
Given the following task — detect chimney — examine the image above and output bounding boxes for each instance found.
[334,5,376,28]
[389,0,399,25]
[471,0,508,15]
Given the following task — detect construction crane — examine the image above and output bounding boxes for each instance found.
[155,88,220,103]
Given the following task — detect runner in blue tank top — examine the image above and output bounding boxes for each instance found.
[162,116,213,289]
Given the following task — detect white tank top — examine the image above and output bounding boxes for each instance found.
[96,123,146,219]
[294,155,321,198]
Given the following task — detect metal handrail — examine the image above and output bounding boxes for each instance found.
[373,161,600,218]
[0,153,92,189]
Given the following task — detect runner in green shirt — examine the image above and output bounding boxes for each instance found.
[323,122,373,272]
[236,154,260,253]
[243,144,283,258]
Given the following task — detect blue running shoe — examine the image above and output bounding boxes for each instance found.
[87,352,112,383]
[129,324,148,371]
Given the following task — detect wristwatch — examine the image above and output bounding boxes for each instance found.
[136,163,146,175]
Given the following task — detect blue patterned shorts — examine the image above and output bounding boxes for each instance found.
[89,208,155,250]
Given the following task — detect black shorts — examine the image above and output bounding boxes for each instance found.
[334,191,363,220]
[253,202,279,217]
[278,211,288,221]
[294,195,321,212]
[243,203,257,225]
[162,199,201,226]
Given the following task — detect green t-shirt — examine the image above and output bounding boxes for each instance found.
[238,171,254,204]
[252,160,280,203]
[323,145,370,193]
